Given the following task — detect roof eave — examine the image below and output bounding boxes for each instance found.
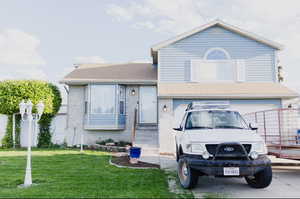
[60,79,157,85]
[158,94,298,99]
[151,19,284,52]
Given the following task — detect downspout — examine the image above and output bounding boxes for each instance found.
[64,85,69,130]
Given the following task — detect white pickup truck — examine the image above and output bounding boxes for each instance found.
[174,102,272,189]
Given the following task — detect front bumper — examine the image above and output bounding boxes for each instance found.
[185,155,271,176]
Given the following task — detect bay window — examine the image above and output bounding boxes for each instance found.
[90,85,116,114]
[84,84,126,130]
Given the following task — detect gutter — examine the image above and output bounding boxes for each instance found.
[158,94,299,99]
[60,79,157,85]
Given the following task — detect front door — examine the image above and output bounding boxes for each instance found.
[139,86,157,124]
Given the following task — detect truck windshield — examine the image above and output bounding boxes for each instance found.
[185,110,248,130]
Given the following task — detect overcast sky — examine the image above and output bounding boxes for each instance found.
[1,0,300,101]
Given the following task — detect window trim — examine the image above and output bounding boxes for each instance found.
[204,47,231,60]
[84,84,126,130]
[190,59,237,83]
[89,84,117,114]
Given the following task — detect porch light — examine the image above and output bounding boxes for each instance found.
[131,89,136,96]
[26,100,33,115]
[19,100,27,119]
[36,101,45,118]
[163,105,167,112]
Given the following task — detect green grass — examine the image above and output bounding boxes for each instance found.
[0,149,192,198]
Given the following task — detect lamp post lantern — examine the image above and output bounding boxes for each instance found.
[19,100,44,187]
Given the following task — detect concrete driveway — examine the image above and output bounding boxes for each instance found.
[193,166,300,198]
[157,156,300,198]
[143,155,300,198]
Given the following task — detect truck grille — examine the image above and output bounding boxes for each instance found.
[206,144,251,156]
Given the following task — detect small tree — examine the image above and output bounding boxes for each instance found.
[0,80,62,148]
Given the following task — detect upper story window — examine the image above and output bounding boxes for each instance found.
[190,48,245,82]
[205,48,231,60]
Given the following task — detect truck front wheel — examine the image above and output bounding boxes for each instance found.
[245,166,272,188]
[178,158,198,189]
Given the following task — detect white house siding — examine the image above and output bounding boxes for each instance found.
[65,85,141,146]
[159,25,276,82]
[158,99,176,154]
[51,113,67,145]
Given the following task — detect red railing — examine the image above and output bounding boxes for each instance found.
[244,108,300,159]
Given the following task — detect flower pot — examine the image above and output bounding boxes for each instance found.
[129,147,141,164]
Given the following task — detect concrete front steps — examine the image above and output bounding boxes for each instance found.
[134,128,159,156]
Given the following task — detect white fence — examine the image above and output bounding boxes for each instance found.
[0,112,67,147]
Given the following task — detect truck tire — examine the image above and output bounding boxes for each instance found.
[245,166,272,188]
[177,158,198,189]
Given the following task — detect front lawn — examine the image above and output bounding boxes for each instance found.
[0,149,191,198]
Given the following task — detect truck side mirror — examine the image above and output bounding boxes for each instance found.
[249,122,258,130]
[173,127,183,131]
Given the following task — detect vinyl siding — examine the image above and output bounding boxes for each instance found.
[159,25,276,82]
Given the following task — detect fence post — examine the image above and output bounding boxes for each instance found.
[277,109,282,157]
[263,112,267,143]
[12,113,16,148]
[255,112,258,123]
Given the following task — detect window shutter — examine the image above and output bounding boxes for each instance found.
[190,60,201,82]
[236,59,246,82]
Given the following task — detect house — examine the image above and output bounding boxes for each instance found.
[61,20,298,154]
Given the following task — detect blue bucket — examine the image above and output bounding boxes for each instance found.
[297,130,300,142]
[129,147,141,158]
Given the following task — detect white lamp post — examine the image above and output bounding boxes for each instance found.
[19,100,44,187]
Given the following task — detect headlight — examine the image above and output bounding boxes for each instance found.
[250,151,259,160]
[252,142,267,154]
[191,144,205,154]
[202,151,210,159]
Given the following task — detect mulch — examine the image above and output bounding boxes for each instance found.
[111,155,160,169]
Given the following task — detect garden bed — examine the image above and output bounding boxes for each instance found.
[88,144,128,152]
[111,155,160,169]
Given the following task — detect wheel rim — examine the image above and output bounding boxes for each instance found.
[179,162,189,183]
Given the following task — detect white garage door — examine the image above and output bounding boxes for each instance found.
[173,103,279,128]
[231,104,278,115]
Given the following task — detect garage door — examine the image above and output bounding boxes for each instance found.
[231,104,278,115]
[173,100,280,127]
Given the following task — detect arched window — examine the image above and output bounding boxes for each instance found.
[191,48,234,81]
[204,48,230,60]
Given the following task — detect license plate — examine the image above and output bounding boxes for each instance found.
[223,167,240,176]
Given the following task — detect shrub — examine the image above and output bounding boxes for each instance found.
[96,138,115,145]
[1,115,21,148]
[0,80,62,148]
[96,139,131,147]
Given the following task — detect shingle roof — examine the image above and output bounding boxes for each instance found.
[61,63,157,85]
[158,82,298,99]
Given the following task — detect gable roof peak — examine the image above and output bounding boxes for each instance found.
[151,19,283,53]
